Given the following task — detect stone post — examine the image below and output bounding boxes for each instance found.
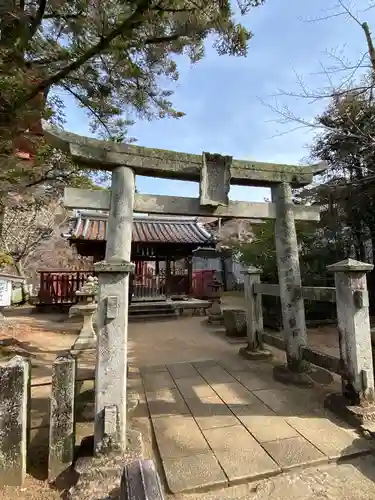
[0,356,29,487]
[327,259,374,406]
[239,267,272,360]
[271,183,308,380]
[94,166,135,454]
[48,354,76,483]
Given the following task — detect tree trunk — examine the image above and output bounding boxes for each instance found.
[14,260,29,304]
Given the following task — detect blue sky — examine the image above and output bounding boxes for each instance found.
[62,0,374,203]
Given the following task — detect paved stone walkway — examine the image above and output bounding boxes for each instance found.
[140,358,374,494]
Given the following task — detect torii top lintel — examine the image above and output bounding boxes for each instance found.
[43,123,327,187]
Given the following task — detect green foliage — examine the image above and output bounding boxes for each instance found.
[0,0,265,140]
[234,219,336,286]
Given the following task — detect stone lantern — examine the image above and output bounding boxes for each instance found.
[207,277,223,324]
[69,276,98,352]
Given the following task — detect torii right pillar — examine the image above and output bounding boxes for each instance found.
[271,182,310,385]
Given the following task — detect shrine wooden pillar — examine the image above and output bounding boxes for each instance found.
[165,255,171,298]
[186,256,193,296]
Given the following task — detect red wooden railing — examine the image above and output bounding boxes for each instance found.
[38,270,93,305]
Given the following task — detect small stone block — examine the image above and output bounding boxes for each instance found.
[262,436,326,470]
[163,453,228,493]
[0,356,29,487]
[152,415,210,459]
[120,459,163,500]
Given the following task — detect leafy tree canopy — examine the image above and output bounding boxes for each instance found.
[1,0,264,141]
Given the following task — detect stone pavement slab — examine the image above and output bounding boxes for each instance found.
[231,369,284,391]
[185,396,239,430]
[231,403,300,442]
[287,414,374,459]
[203,426,280,483]
[146,388,190,417]
[139,359,374,494]
[142,371,176,391]
[253,387,321,416]
[174,376,218,399]
[211,381,261,406]
[167,362,199,379]
[195,365,237,384]
[262,436,326,471]
[151,415,210,459]
[163,453,228,493]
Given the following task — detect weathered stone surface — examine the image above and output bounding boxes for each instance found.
[200,152,231,207]
[94,166,135,454]
[271,182,307,373]
[328,259,375,405]
[146,388,190,417]
[241,267,268,351]
[0,356,29,487]
[163,453,227,493]
[253,388,319,416]
[68,429,143,500]
[70,303,97,351]
[195,365,235,384]
[262,436,326,470]
[45,124,326,187]
[174,377,218,399]
[232,403,300,442]
[211,382,260,406]
[152,415,210,459]
[48,354,76,483]
[166,362,199,379]
[65,189,322,220]
[215,448,280,484]
[120,459,164,500]
[223,309,247,338]
[139,364,168,375]
[142,371,176,391]
[286,414,374,460]
[203,426,280,483]
[185,396,238,429]
[231,370,281,391]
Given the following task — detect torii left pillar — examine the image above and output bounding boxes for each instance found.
[93,166,135,454]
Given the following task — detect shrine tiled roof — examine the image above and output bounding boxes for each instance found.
[65,212,215,246]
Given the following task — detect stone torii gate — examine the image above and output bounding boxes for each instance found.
[43,124,326,453]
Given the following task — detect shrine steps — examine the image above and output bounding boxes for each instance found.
[129,301,178,321]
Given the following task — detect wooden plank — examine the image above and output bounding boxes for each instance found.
[64,188,321,222]
[44,124,327,187]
